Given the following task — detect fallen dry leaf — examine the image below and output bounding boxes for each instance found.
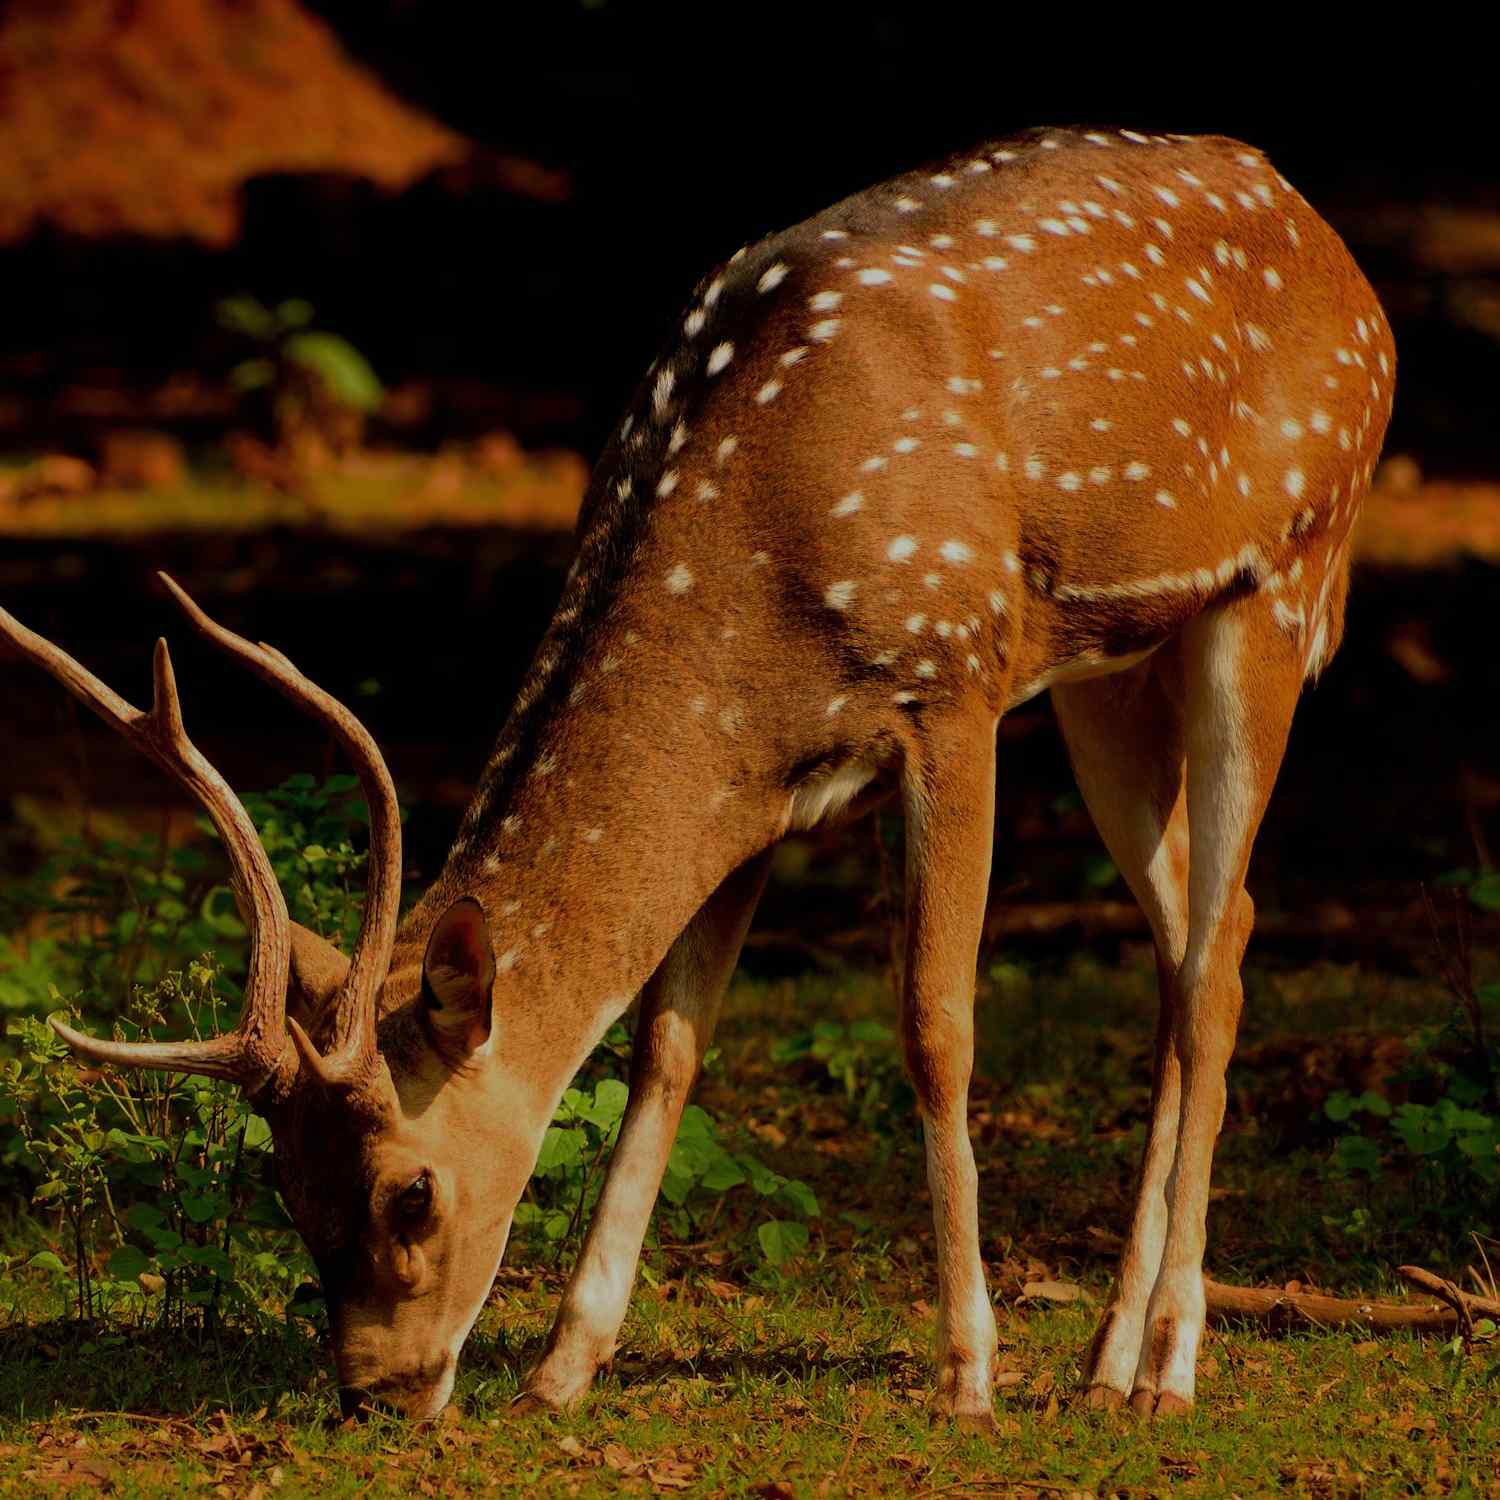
[1022,1280,1088,1304]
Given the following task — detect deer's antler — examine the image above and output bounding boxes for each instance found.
[0,576,404,1105]
[0,605,297,1093]
[157,574,401,1096]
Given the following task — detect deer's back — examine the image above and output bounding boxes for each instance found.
[580,126,1393,738]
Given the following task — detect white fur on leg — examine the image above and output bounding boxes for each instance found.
[1132,1265,1206,1411]
[924,1107,997,1420]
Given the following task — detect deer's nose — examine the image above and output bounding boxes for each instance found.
[339,1386,375,1422]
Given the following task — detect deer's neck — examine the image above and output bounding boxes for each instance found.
[387,597,784,1086]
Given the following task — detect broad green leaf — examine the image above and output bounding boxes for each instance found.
[590,1078,630,1124]
[1333,1134,1383,1176]
[659,1167,694,1206]
[125,1203,166,1232]
[275,298,315,329]
[776,1179,820,1219]
[536,1126,584,1173]
[180,1194,219,1224]
[285,332,384,412]
[180,1245,234,1277]
[699,1155,748,1193]
[676,1105,716,1142]
[217,296,274,339]
[107,1245,150,1281]
[757,1219,809,1266]
[1394,1104,1452,1155]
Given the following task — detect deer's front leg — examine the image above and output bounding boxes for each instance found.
[516,852,770,1411]
[901,721,999,1429]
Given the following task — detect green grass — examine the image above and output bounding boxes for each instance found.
[1,954,1496,1497]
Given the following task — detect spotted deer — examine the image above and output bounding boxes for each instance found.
[3,125,1392,1424]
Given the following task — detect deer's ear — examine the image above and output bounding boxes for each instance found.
[288,923,349,1021]
[420,898,496,1055]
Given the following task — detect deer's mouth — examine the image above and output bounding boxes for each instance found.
[339,1357,456,1422]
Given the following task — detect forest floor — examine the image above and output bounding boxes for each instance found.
[0,954,1495,1497]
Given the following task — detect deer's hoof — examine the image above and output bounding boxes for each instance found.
[509,1389,563,1416]
[1078,1383,1128,1411]
[954,1410,1002,1434]
[928,1390,996,1432]
[1127,1386,1193,1419]
[1153,1389,1193,1418]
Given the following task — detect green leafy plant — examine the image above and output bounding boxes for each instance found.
[2,961,305,1330]
[235,773,373,950]
[771,1019,912,1133]
[0,774,374,1330]
[218,295,383,454]
[2,771,820,1320]
[516,1079,819,1268]
[1323,991,1500,1235]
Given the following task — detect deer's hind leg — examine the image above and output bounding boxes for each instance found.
[1126,598,1305,1415]
[1051,642,1197,1409]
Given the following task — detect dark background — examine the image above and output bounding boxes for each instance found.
[2,7,1497,961]
[9,14,1499,470]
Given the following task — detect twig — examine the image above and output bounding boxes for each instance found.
[1398,1265,1500,1329]
[65,1409,198,1427]
[1203,1268,1500,1334]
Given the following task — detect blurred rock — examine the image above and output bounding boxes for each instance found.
[225,431,297,491]
[1386,621,1452,685]
[1375,453,1422,494]
[14,454,95,501]
[0,0,473,247]
[98,430,185,490]
[380,382,433,430]
[471,431,525,476]
[419,454,467,503]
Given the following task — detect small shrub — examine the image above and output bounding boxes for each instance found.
[1,772,820,1323]
[771,1019,912,1133]
[2,960,305,1330]
[516,1076,819,1267]
[1323,973,1499,1242]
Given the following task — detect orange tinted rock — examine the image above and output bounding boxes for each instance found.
[98,430,185,490]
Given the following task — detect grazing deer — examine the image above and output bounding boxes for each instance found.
[2,126,1393,1425]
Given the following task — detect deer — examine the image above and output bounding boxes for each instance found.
[1,125,1393,1426]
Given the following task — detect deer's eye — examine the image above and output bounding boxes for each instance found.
[394,1172,433,1228]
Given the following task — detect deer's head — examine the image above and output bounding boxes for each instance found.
[0,578,534,1418]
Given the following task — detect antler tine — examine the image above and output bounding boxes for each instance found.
[157,573,401,1085]
[0,604,296,1094]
